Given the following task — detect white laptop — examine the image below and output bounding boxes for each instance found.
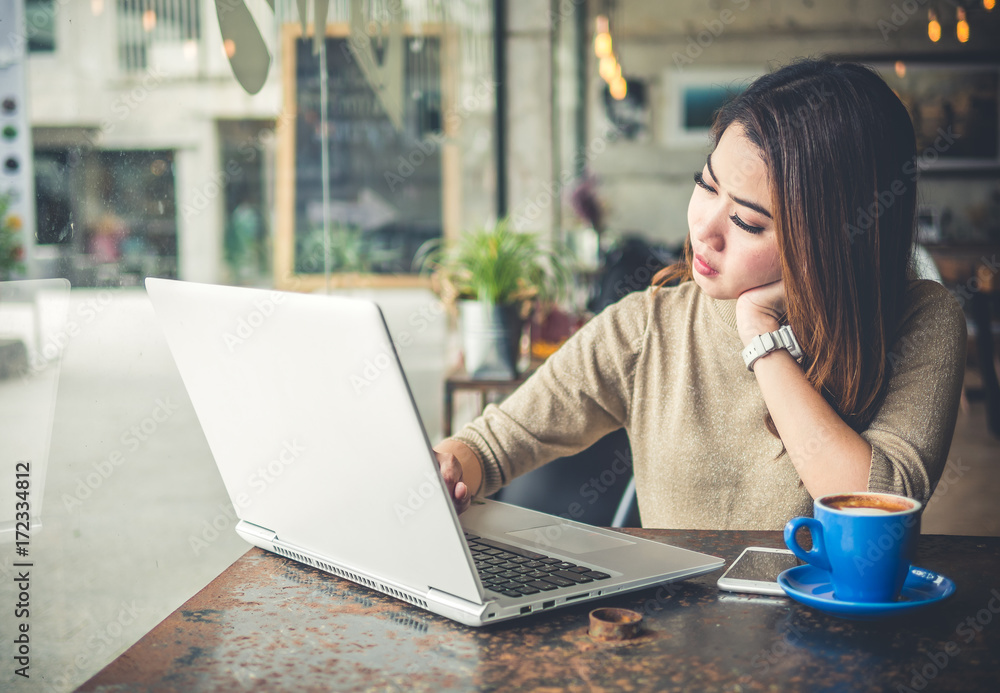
[145,278,723,626]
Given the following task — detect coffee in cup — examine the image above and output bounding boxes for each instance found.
[784,491,922,603]
[823,494,914,514]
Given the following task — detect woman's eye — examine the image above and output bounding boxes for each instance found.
[693,171,715,193]
[730,214,764,235]
[695,171,765,234]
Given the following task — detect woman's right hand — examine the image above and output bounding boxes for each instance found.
[433,439,483,515]
[435,448,472,514]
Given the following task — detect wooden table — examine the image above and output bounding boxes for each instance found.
[76,530,1000,692]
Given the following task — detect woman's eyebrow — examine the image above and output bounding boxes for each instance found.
[706,153,773,220]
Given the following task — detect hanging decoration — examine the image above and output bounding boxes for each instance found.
[346,0,405,130]
[216,1,493,99]
[214,0,274,94]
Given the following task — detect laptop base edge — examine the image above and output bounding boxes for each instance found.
[235,520,492,627]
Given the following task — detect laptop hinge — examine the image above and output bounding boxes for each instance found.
[427,587,487,611]
[237,520,277,544]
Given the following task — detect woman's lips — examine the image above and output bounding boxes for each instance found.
[693,254,718,277]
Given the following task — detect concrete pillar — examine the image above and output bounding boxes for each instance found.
[504,0,555,239]
[174,121,223,283]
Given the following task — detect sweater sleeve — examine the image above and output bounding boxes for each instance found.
[863,280,967,504]
[450,290,649,497]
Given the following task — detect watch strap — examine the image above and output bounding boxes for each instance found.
[742,325,803,372]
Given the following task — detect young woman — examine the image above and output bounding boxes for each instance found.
[434,59,967,530]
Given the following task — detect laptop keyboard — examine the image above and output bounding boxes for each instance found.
[464,532,611,599]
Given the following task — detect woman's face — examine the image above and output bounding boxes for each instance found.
[688,124,781,300]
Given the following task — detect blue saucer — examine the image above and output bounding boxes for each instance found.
[777,564,955,619]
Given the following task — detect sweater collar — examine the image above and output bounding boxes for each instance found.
[708,294,740,332]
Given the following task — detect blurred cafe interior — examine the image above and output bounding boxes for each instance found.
[0,1,999,689]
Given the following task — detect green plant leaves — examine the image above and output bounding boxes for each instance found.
[422,218,570,307]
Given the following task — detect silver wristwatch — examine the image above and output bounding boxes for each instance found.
[741,325,803,372]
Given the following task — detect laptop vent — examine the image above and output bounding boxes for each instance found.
[273,545,427,609]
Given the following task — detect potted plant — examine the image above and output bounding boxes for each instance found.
[423,218,570,378]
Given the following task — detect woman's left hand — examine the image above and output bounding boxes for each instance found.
[736,279,787,346]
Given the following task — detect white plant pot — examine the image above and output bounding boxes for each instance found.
[459,300,523,379]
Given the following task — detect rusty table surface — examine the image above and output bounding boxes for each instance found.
[77,530,1000,692]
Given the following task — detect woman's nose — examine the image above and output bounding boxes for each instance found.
[692,207,726,251]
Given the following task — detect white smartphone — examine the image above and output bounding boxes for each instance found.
[716,546,802,596]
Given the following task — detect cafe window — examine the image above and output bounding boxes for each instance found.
[275,8,497,290]
[32,146,178,286]
[285,32,441,284]
[116,0,202,73]
[219,120,273,286]
[25,0,56,53]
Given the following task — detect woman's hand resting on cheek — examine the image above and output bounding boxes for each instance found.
[735,279,787,347]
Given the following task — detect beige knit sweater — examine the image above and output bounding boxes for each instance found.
[451,279,967,530]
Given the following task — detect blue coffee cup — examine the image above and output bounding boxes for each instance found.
[784,491,922,603]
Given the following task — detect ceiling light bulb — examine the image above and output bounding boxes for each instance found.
[594,32,612,59]
[957,7,970,42]
[599,56,618,83]
[928,9,941,42]
[610,76,627,101]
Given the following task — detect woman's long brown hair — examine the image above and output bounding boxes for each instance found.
[653,60,917,435]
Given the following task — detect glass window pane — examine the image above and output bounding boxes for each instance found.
[292,35,442,276]
[26,0,56,53]
[4,3,497,689]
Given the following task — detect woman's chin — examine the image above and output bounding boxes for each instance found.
[692,274,738,300]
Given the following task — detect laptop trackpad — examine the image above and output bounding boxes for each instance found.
[506,524,635,554]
